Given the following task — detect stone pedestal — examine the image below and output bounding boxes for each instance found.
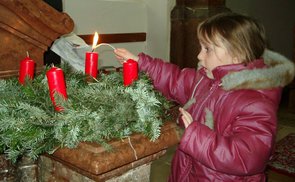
[39,153,158,182]
[0,155,38,182]
[38,121,180,181]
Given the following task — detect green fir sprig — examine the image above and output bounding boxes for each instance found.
[0,64,171,163]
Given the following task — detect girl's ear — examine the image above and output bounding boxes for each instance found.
[232,57,241,64]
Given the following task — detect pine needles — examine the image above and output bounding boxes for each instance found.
[0,65,171,163]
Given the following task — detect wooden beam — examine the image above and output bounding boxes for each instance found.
[79,32,146,44]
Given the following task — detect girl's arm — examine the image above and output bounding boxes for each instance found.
[114,48,200,104]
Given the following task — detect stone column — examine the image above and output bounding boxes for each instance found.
[170,0,229,68]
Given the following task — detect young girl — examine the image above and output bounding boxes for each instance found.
[114,12,295,181]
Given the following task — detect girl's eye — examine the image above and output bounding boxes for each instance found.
[204,46,211,52]
[200,43,212,53]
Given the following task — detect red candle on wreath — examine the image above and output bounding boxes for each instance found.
[85,32,99,79]
[85,52,98,78]
[46,66,68,111]
[123,59,138,86]
[19,55,35,85]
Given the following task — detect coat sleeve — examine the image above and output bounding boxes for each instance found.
[178,93,278,175]
[138,52,199,105]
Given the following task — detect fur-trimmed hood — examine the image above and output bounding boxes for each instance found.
[221,49,295,90]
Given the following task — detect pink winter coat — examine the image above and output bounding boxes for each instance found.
[138,53,295,182]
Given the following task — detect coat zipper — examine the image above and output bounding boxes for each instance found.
[194,80,221,123]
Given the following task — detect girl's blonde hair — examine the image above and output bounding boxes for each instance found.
[197,12,266,63]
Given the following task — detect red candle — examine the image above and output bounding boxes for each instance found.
[123,59,138,86]
[19,57,35,85]
[46,67,68,111]
[85,52,98,79]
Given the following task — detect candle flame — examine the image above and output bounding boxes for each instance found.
[92,32,99,50]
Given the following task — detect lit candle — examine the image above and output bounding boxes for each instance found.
[85,32,99,80]
[46,66,68,111]
[85,52,98,79]
[19,56,35,85]
[123,59,138,86]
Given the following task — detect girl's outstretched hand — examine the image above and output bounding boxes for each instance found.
[114,48,139,64]
[179,107,193,128]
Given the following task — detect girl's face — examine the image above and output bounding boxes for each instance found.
[197,41,237,79]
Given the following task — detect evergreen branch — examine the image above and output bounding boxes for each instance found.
[0,65,171,163]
